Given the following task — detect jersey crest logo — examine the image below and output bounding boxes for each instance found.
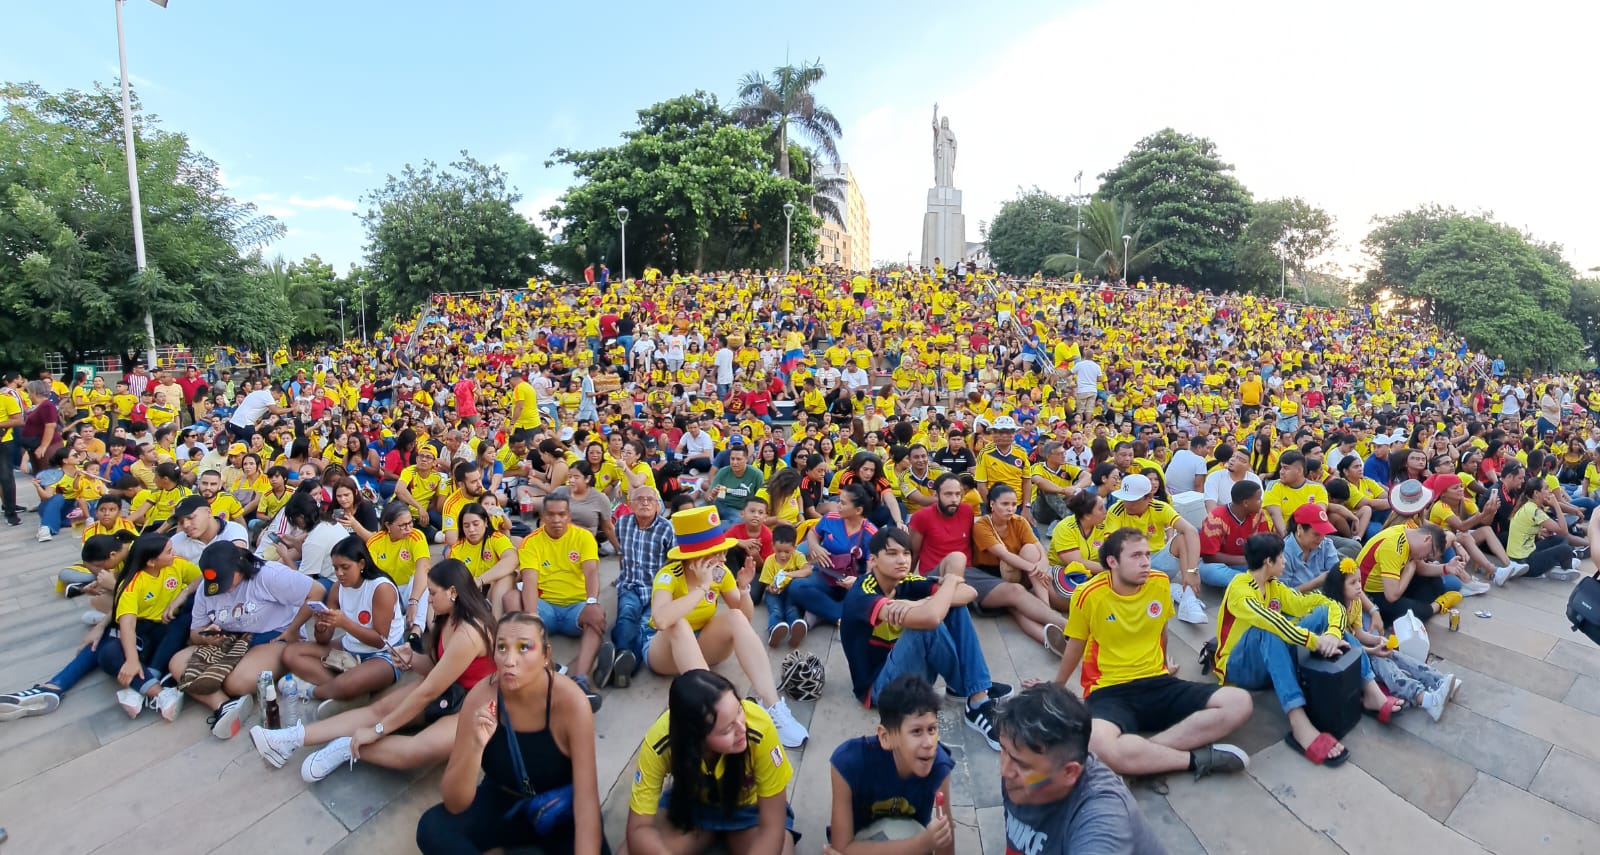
[1147,600,1163,618]
[1268,598,1281,611]
[399,549,411,561]
[164,576,179,590]
[568,550,581,562]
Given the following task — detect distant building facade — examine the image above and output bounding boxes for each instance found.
[813,163,870,272]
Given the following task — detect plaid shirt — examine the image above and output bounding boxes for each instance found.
[616,511,675,592]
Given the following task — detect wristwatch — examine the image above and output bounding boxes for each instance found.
[373,722,385,735]
[585,597,599,605]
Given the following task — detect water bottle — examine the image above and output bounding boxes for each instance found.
[278,675,301,728]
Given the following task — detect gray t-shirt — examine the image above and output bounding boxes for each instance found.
[1002,755,1166,855]
[567,489,613,538]
[190,561,314,637]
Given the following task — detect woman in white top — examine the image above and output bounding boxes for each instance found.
[281,535,406,705]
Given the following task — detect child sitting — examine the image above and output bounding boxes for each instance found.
[827,673,955,854]
[762,524,810,648]
[1321,559,1460,721]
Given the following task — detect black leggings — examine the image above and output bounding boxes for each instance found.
[1375,574,1449,627]
[416,783,610,855]
[1520,535,1573,579]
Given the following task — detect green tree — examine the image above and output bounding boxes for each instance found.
[1098,129,1252,289]
[1235,197,1337,298]
[1043,198,1163,281]
[1361,207,1583,370]
[359,153,547,319]
[984,189,1078,276]
[0,82,287,368]
[546,92,818,275]
[735,59,843,180]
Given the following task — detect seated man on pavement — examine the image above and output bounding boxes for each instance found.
[517,491,609,710]
[841,526,1010,751]
[1047,527,1252,781]
[1196,479,1273,590]
[1214,533,1408,767]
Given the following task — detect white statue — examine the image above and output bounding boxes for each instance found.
[932,103,957,188]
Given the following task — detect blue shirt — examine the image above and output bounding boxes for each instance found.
[840,571,936,701]
[829,735,953,831]
[1363,454,1392,487]
[1282,534,1341,590]
[813,513,876,584]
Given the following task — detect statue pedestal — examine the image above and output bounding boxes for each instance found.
[921,186,966,270]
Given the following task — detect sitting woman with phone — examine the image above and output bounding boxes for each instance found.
[163,541,323,739]
[280,535,406,713]
[252,559,498,784]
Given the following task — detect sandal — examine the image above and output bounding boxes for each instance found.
[1284,731,1350,767]
[1364,694,1407,724]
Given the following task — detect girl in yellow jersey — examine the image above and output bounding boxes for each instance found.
[103,533,199,720]
[447,503,519,616]
[366,502,433,629]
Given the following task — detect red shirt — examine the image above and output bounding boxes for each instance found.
[907,506,973,575]
[734,522,774,562]
[743,390,770,416]
[453,379,478,417]
[1199,504,1273,561]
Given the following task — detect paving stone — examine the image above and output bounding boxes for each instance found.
[1340,715,1479,822]
[1529,747,1600,826]
[1449,772,1600,853]
[210,790,350,855]
[975,804,1006,855]
[1391,697,1551,788]
[324,767,445,855]
[1545,637,1600,680]
[1429,629,1576,700]
[1131,786,1207,855]
[1444,661,1600,767]
[1453,608,1559,659]
[311,755,431,831]
[1163,757,1341,855]
[0,716,101,792]
[1562,673,1600,717]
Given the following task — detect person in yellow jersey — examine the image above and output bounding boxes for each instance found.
[100,533,199,722]
[517,492,607,710]
[973,416,1032,518]
[626,669,797,855]
[508,368,542,431]
[0,371,25,526]
[1102,473,1210,624]
[394,446,448,543]
[1046,528,1252,780]
[366,502,433,629]
[438,459,488,548]
[1356,517,1464,628]
[1261,450,1330,536]
[1215,534,1406,767]
[129,463,191,534]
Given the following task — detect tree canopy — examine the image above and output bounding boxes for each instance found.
[984,189,1077,276]
[1234,197,1338,298]
[735,60,842,180]
[1098,129,1253,290]
[1360,206,1584,370]
[0,82,288,368]
[545,92,819,276]
[1042,198,1163,281]
[359,154,547,319]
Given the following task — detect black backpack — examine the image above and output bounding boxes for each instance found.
[1567,572,1600,646]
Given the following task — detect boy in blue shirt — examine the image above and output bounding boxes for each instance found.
[827,674,955,854]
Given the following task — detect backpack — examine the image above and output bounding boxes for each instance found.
[1566,571,1600,646]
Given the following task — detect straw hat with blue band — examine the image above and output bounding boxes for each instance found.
[667,506,740,561]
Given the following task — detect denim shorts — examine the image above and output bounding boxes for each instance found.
[353,648,402,682]
[538,599,588,637]
[657,791,798,839]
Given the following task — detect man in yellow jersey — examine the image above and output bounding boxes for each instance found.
[0,371,24,525]
[1049,528,1252,779]
[1103,474,1209,624]
[1357,521,1463,627]
[1216,534,1405,766]
[508,368,541,431]
[518,492,606,709]
[974,417,1031,519]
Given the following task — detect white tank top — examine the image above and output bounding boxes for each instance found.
[338,576,406,654]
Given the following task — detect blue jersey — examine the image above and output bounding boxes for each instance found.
[830,735,953,832]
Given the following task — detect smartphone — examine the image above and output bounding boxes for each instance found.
[306,601,329,613]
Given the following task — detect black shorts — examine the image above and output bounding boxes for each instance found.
[1085,674,1219,735]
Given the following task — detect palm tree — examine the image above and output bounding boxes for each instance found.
[794,146,847,227]
[1043,198,1163,281]
[735,59,843,179]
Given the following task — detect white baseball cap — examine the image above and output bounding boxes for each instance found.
[1111,473,1154,502]
[990,416,1019,431]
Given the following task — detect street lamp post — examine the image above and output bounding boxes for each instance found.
[1074,170,1083,275]
[616,206,629,280]
[357,281,366,342]
[783,201,796,274]
[337,297,346,342]
[1121,234,1131,285]
[1276,240,1287,300]
[115,0,167,369]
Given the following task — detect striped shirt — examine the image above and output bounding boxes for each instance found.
[616,511,675,593]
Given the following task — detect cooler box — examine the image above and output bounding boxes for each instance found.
[1294,643,1363,738]
[773,400,797,422]
[1173,491,1208,532]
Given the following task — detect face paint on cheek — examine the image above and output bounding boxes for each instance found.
[1022,770,1055,792]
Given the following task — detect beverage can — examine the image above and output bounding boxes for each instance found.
[1448,608,1461,632]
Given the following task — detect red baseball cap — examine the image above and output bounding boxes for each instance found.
[1291,502,1337,534]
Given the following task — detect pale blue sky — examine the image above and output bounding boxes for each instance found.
[5,0,1597,275]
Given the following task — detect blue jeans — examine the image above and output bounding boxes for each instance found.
[870,604,992,704]
[98,601,194,694]
[537,599,588,637]
[1197,562,1243,589]
[766,588,800,632]
[612,585,649,667]
[1225,605,1372,714]
[787,573,847,625]
[38,493,68,535]
[45,634,107,692]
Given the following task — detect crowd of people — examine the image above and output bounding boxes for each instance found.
[2,261,1598,853]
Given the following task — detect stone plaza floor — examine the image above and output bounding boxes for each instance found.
[4,515,1600,854]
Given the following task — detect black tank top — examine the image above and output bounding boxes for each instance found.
[482,670,573,796]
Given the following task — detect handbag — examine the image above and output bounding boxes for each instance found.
[423,683,467,724]
[498,688,575,835]
[1567,570,1600,646]
[176,633,252,695]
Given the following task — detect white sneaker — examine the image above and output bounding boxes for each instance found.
[301,736,354,782]
[1493,565,1513,587]
[36,525,52,542]
[1461,579,1492,597]
[1044,623,1068,656]
[155,686,185,722]
[116,688,144,719]
[766,697,809,749]
[1176,588,1208,625]
[1546,567,1580,582]
[251,722,305,768]
[1421,682,1448,722]
[208,694,253,739]
[81,609,107,626]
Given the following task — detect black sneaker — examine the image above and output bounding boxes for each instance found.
[64,582,89,599]
[612,649,637,689]
[964,700,1001,751]
[1191,744,1249,781]
[591,641,616,689]
[207,694,254,740]
[0,685,61,721]
[574,675,602,712]
[947,681,1013,701]
[1576,545,1592,562]
[4,516,20,527]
